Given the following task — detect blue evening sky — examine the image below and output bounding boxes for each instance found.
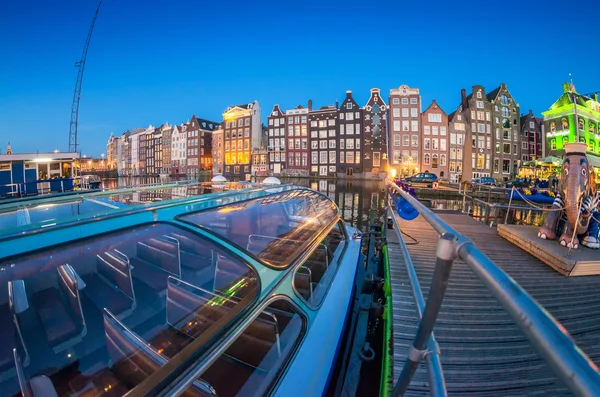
[1,0,599,157]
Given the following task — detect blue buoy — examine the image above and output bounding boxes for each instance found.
[392,194,419,221]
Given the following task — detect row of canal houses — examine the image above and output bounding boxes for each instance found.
[107,84,552,182]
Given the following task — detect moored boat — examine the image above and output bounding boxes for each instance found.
[0,184,390,396]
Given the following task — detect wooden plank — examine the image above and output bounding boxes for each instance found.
[388,209,600,396]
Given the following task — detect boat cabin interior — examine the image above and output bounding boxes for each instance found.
[0,187,351,397]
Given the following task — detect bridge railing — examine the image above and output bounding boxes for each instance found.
[388,181,600,397]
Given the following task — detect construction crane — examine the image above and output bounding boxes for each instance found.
[68,1,102,154]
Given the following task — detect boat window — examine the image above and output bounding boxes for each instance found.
[0,223,258,397]
[180,299,304,396]
[294,222,346,307]
[180,189,340,268]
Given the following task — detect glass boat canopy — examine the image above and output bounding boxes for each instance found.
[0,185,350,397]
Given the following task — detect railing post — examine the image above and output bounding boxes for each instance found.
[504,186,515,224]
[393,233,458,397]
[461,182,467,213]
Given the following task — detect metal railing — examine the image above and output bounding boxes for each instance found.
[387,195,448,396]
[388,181,600,397]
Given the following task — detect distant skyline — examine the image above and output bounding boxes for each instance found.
[1,0,599,156]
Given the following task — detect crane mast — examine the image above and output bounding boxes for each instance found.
[68,1,102,154]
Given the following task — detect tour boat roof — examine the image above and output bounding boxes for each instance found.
[0,183,351,396]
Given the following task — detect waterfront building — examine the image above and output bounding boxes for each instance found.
[447,106,468,183]
[285,104,310,176]
[389,85,421,177]
[543,83,600,162]
[222,101,262,179]
[267,105,286,175]
[162,124,172,175]
[488,83,520,180]
[150,125,162,176]
[460,86,492,181]
[309,105,339,177]
[106,134,118,170]
[251,126,269,177]
[421,100,449,179]
[338,91,363,177]
[0,151,80,197]
[170,125,185,175]
[186,116,218,176]
[362,88,388,179]
[520,110,544,162]
[138,130,148,176]
[212,126,224,175]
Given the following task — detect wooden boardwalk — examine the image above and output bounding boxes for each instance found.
[388,209,600,396]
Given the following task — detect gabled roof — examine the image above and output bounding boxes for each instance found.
[422,100,446,115]
[448,111,456,122]
[548,92,589,110]
[486,86,501,101]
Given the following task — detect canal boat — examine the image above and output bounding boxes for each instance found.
[0,184,391,396]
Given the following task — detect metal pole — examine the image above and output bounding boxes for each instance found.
[504,186,514,224]
[461,182,467,213]
[393,233,457,397]
[387,203,448,396]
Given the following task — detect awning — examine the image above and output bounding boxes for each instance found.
[587,153,600,169]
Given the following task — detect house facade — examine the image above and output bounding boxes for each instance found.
[362,88,388,179]
[212,127,224,175]
[267,105,286,175]
[389,85,421,177]
[520,110,544,162]
[285,105,310,176]
[222,101,262,180]
[488,83,521,180]
[421,100,449,178]
[448,106,468,183]
[338,91,363,177]
[170,125,186,175]
[461,86,492,181]
[309,105,339,177]
[543,83,600,158]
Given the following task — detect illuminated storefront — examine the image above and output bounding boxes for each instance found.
[544,83,600,157]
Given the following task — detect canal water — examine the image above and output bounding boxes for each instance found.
[101,178,546,232]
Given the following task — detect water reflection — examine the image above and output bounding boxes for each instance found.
[419,197,546,227]
[102,177,387,232]
[101,178,545,231]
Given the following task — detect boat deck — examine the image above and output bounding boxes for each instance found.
[389,210,600,396]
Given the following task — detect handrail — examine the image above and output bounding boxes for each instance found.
[388,180,600,397]
[387,196,447,396]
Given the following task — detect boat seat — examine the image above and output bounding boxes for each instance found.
[214,255,245,292]
[32,265,86,351]
[225,312,280,369]
[131,240,181,295]
[14,348,58,397]
[137,240,181,277]
[166,278,233,338]
[0,304,17,374]
[68,364,128,397]
[82,251,136,316]
[103,309,214,396]
[294,267,314,302]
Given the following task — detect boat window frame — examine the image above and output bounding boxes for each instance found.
[0,220,264,393]
[176,190,341,271]
[162,294,308,397]
[292,219,349,310]
[122,213,339,397]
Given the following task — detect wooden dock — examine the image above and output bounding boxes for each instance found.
[388,209,600,396]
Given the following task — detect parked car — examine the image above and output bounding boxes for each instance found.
[476,177,496,186]
[505,178,529,188]
[403,172,438,188]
